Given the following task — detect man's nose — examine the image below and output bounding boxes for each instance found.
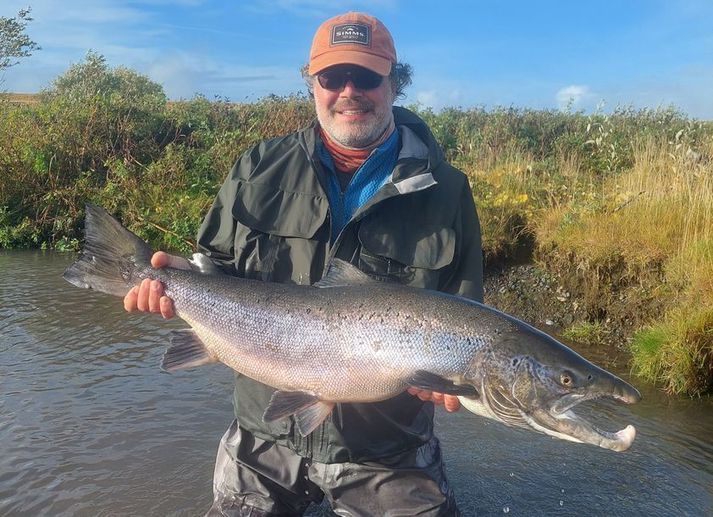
[339,79,362,96]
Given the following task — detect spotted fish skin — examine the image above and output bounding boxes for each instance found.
[64,204,641,449]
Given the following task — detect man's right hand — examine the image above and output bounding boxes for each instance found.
[123,251,190,319]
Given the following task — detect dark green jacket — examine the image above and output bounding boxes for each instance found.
[196,106,484,463]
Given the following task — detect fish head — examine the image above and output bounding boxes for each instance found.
[459,317,641,452]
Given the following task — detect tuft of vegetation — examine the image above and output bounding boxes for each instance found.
[1,55,712,395]
[0,7,40,73]
[0,53,314,252]
[562,321,610,347]
[631,308,713,396]
[531,129,712,395]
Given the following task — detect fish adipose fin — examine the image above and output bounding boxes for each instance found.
[313,259,380,288]
[161,329,218,372]
[263,390,335,436]
[408,370,478,397]
[63,204,153,297]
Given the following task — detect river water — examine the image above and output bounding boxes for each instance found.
[1,250,711,516]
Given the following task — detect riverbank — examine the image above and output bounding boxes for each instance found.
[1,54,711,395]
[484,264,632,360]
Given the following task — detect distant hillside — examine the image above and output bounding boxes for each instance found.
[1,93,40,104]
[1,93,218,107]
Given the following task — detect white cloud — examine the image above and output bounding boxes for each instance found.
[555,85,595,110]
[599,66,713,119]
[144,52,299,100]
[414,90,437,107]
[409,82,465,111]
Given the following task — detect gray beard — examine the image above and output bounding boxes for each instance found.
[320,112,394,149]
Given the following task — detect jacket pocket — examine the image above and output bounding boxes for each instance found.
[231,181,329,284]
[357,216,455,288]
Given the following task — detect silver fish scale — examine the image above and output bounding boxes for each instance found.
[64,206,643,451]
[153,268,498,402]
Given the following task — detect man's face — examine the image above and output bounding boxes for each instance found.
[314,64,395,149]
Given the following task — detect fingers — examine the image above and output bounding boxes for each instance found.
[152,251,190,270]
[124,278,174,319]
[407,388,434,402]
[124,286,139,312]
[406,389,461,412]
[443,395,461,413]
[148,281,162,313]
[123,252,178,319]
[151,251,170,268]
[136,278,152,312]
[159,296,175,319]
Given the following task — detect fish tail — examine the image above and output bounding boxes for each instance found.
[63,204,154,297]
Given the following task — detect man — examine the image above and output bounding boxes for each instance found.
[125,12,483,516]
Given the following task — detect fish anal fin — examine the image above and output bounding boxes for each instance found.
[295,401,335,436]
[161,329,218,372]
[313,259,380,288]
[408,370,478,397]
[263,391,335,436]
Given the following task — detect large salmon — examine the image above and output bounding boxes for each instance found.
[64,205,640,451]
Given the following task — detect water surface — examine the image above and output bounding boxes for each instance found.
[1,251,711,515]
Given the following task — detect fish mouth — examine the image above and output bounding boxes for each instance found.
[532,386,641,452]
[463,377,641,452]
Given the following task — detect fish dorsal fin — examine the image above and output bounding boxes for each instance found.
[314,259,379,288]
[161,329,218,372]
[408,370,479,397]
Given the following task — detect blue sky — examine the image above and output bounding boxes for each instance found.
[2,0,712,118]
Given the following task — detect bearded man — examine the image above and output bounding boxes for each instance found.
[125,12,483,516]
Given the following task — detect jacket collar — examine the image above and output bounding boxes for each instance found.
[299,106,442,195]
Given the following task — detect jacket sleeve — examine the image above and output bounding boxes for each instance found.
[441,179,484,303]
[195,148,256,275]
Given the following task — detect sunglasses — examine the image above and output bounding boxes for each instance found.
[316,66,385,91]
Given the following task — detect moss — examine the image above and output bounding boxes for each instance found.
[562,321,609,346]
[631,308,713,396]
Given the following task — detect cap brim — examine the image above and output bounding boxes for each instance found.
[309,51,392,76]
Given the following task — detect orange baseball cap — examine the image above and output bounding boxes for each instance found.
[308,12,396,76]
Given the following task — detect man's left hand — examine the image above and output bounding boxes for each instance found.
[407,388,461,412]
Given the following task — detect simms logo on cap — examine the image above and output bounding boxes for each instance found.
[331,23,371,46]
[309,13,394,75]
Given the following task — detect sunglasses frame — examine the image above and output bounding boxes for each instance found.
[316,66,385,91]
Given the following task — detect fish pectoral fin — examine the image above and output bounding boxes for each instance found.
[263,391,335,436]
[313,259,380,288]
[294,401,335,437]
[408,370,478,397]
[161,329,218,372]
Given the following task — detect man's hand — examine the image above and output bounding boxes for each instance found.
[123,251,190,319]
[407,388,461,412]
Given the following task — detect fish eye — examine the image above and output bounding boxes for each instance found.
[560,371,574,386]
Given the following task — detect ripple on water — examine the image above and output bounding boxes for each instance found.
[2,250,713,516]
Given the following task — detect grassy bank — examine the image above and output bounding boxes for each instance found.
[1,55,711,395]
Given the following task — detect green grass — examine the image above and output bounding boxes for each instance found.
[562,321,609,346]
[632,308,713,396]
[2,54,713,394]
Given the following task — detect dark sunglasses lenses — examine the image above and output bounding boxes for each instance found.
[317,67,384,90]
